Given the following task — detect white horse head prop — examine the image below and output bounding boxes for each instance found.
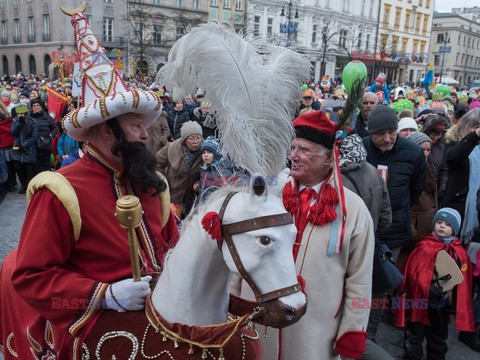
[151,178,307,329]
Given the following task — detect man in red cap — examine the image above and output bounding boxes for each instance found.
[262,110,374,359]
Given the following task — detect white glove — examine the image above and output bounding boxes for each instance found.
[105,276,152,312]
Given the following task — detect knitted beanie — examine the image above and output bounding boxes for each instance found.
[469,98,480,111]
[397,117,418,132]
[30,98,44,109]
[180,121,203,143]
[200,136,221,161]
[433,207,461,235]
[367,105,398,134]
[407,132,431,146]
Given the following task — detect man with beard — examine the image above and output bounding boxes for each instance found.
[0,9,179,359]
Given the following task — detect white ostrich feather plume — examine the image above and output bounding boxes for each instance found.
[157,23,311,177]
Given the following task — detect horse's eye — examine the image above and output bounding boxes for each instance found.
[259,236,272,246]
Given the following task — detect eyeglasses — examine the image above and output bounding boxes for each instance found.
[186,135,203,143]
[302,97,313,100]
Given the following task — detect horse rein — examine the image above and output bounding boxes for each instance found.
[218,192,302,303]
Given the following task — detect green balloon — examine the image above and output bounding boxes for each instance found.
[301,84,309,91]
[435,84,451,98]
[342,60,367,94]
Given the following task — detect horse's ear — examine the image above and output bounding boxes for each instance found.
[252,175,267,197]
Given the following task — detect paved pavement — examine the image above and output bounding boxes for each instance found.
[0,190,479,359]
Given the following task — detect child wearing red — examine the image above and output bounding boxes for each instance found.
[396,208,475,360]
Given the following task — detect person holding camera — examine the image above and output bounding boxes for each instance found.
[10,107,38,194]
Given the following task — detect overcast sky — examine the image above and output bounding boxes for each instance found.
[434,0,479,13]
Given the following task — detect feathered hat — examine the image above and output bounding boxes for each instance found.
[60,2,161,141]
[157,23,311,177]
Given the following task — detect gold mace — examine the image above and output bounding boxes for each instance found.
[115,195,143,282]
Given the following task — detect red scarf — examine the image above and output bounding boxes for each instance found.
[282,174,339,260]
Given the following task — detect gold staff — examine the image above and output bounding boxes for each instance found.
[115,195,143,282]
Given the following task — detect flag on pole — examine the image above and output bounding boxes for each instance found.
[423,61,434,94]
[46,85,68,124]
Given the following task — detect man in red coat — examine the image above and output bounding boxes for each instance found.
[0,6,179,359]
[395,207,475,360]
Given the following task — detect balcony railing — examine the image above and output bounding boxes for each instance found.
[100,35,126,48]
[27,34,35,42]
[42,33,51,41]
[13,35,21,43]
[0,37,7,44]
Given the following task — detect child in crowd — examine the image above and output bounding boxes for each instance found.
[396,208,475,360]
[194,136,233,202]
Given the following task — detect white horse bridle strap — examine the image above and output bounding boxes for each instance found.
[218,192,302,303]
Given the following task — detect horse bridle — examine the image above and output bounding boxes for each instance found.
[218,192,302,303]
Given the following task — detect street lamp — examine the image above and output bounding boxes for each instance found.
[439,32,449,83]
[279,0,298,47]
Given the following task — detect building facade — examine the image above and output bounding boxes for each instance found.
[377,0,434,85]
[429,12,480,88]
[0,0,130,78]
[245,0,379,82]
[0,0,211,78]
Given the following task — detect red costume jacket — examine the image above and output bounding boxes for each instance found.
[0,144,179,359]
[394,234,475,332]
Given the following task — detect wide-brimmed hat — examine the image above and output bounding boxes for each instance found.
[62,11,162,141]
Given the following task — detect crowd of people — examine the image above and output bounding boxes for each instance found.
[1,65,480,359]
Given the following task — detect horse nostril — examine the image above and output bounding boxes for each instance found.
[284,307,296,321]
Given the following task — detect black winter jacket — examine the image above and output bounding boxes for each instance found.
[363,136,426,248]
[31,110,57,153]
[443,130,480,220]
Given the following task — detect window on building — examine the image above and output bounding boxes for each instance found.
[43,14,50,39]
[28,16,34,36]
[419,0,423,6]
[415,14,421,31]
[14,18,20,39]
[434,54,440,66]
[312,24,317,44]
[461,54,464,65]
[0,0,5,7]
[339,29,347,48]
[426,0,430,8]
[223,0,230,8]
[193,0,199,10]
[404,11,411,30]
[343,0,350,12]
[456,53,459,65]
[13,0,18,5]
[253,16,260,36]
[235,0,242,10]
[394,8,401,27]
[176,27,185,40]
[134,22,143,43]
[153,0,160,4]
[103,17,113,42]
[366,34,370,51]
[423,16,428,33]
[267,18,273,36]
[360,0,365,16]
[357,33,362,48]
[437,33,445,43]
[176,0,182,7]
[104,0,113,3]
[463,35,466,46]
[369,0,374,18]
[1,21,7,40]
[468,37,471,48]
[211,0,217,6]
[383,6,390,24]
[153,25,162,45]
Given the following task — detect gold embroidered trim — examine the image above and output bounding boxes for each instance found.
[6,333,18,357]
[26,172,82,241]
[145,295,250,350]
[99,97,109,119]
[71,111,80,129]
[132,90,140,109]
[68,282,109,336]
